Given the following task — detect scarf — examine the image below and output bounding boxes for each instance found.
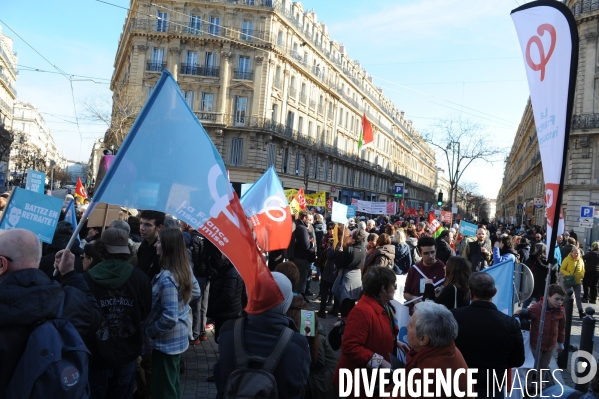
[375,295,399,338]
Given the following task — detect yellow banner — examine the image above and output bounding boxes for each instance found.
[305,191,326,207]
[284,189,298,204]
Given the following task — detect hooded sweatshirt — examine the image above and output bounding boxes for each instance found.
[83,259,152,369]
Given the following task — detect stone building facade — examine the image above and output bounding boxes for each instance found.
[110,0,437,209]
[497,0,599,248]
[0,26,17,130]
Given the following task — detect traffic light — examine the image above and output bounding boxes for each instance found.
[437,192,443,207]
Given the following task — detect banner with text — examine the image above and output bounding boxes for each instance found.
[0,187,63,243]
[331,201,348,224]
[441,210,452,223]
[283,189,326,208]
[25,169,45,194]
[512,1,577,256]
[354,200,397,215]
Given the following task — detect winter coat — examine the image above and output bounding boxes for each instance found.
[137,237,161,280]
[423,283,469,310]
[403,343,473,399]
[526,254,556,299]
[333,295,396,395]
[334,243,366,271]
[560,255,585,285]
[435,237,455,264]
[214,312,311,399]
[528,298,565,351]
[405,237,421,265]
[560,244,575,264]
[0,269,102,396]
[492,247,518,265]
[404,259,446,315]
[363,244,395,276]
[461,237,492,271]
[208,263,246,321]
[39,235,84,278]
[451,301,525,394]
[313,221,326,252]
[392,242,412,274]
[188,230,208,278]
[293,219,312,261]
[83,259,152,369]
[516,243,531,264]
[583,250,599,273]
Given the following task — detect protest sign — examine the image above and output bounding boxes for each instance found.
[386,202,396,215]
[331,201,348,224]
[346,205,356,219]
[370,202,386,214]
[441,211,452,223]
[87,203,122,228]
[0,187,63,243]
[305,191,326,207]
[459,220,478,237]
[25,169,45,194]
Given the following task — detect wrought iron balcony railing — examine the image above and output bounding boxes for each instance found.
[572,113,599,130]
[147,61,167,72]
[180,64,220,77]
[194,111,218,122]
[233,69,253,80]
[571,0,599,16]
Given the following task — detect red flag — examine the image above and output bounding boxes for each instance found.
[359,114,374,150]
[419,206,424,216]
[428,210,444,239]
[296,188,307,210]
[240,167,292,252]
[75,177,88,199]
[400,199,405,212]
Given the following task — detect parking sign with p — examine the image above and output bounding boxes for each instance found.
[581,206,595,218]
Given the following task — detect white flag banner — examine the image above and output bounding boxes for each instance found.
[511,1,578,256]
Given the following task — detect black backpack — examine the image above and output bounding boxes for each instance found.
[223,318,293,399]
[6,297,90,398]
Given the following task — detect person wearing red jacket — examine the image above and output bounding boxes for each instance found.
[334,267,398,398]
[528,284,566,377]
[403,236,446,315]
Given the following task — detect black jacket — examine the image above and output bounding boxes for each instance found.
[0,269,102,395]
[451,301,525,393]
[208,263,246,321]
[335,243,366,271]
[313,221,326,251]
[293,219,312,261]
[188,230,208,278]
[83,260,152,369]
[583,250,599,273]
[423,283,469,310]
[214,312,311,399]
[39,235,84,279]
[516,243,531,264]
[435,237,455,264]
[137,237,161,280]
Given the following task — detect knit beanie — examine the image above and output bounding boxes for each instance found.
[269,272,293,315]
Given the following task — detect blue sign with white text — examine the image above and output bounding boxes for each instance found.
[25,169,45,194]
[346,205,356,219]
[394,184,404,195]
[581,206,595,218]
[0,187,64,243]
[459,221,479,237]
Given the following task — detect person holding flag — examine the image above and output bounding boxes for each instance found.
[74,177,88,201]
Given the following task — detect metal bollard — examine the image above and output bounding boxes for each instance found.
[574,307,596,392]
[557,289,575,369]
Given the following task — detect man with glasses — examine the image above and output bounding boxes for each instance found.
[403,236,446,315]
[0,228,101,396]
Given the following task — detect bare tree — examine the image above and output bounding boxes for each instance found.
[53,168,72,186]
[82,82,145,148]
[425,117,504,211]
[0,126,14,170]
[9,132,46,185]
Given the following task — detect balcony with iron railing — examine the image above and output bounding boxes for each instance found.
[327,110,333,120]
[309,100,317,110]
[299,93,307,104]
[288,87,297,98]
[571,0,599,16]
[572,113,599,130]
[0,73,16,97]
[317,104,324,115]
[0,45,17,77]
[0,96,12,116]
[233,69,253,80]
[147,61,167,72]
[194,111,218,123]
[180,64,220,77]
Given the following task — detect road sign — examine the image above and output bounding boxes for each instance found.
[534,198,543,208]
[581,218,593,224]
[517,203,523,210]
[394,183,404,197]
[580,222,594,228]
[330,186,336,193]
[581,206,595,218]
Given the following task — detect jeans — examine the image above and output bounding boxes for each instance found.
[190,277,209,340]
[319,280,336,313]
[293,258,310,294]
[89,361,136,399]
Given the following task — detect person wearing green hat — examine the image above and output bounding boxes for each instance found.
[83,228,152,398]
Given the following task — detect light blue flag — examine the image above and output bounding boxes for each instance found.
[89,70,233,221]
[85,70,283,314]
[64,199,78,231]
[482,258,515,316]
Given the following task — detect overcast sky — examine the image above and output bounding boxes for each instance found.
[2,0,531,198]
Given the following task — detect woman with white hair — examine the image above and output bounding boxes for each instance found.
[404,301,470,398]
